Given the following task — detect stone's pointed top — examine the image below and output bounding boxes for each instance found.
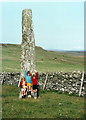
[22,9,32,11]
[22,9,32,14]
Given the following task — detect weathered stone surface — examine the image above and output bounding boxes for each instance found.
[21,9,35,76]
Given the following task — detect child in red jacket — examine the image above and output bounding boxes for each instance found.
[32,72,38,99]
[20,77,27,98]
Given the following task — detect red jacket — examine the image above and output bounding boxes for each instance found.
[32,73,38,85]
[20,80,27,88]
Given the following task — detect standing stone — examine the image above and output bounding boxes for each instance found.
[21,9,35,77]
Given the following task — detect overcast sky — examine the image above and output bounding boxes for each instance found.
[0,1,84,50]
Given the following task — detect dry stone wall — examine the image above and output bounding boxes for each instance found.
[0,72,20,85]
[0,71,86,96]
[39,72,86,96]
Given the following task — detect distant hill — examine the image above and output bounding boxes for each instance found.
[47,49,84,57]
[1,44,84,72]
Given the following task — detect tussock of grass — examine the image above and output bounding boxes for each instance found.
[2,85,85,118]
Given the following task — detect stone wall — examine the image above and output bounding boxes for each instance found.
[39,72,86,96]
[0,72,20,85]
[0,72,86,96]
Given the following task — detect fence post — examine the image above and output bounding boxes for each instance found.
[79,71,84,96]
[43,73,48,90]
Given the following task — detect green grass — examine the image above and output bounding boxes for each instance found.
[2,44,84,72]
[2,85,85,118]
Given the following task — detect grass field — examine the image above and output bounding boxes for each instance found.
[1,44,85,119]
[2,85,85,119]
[1,44,84,72]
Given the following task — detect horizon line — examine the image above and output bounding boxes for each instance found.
[0,43,85,51]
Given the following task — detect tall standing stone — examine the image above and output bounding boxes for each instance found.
[21,9,35,77]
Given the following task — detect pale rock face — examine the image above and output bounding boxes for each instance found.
[21,9,35,76]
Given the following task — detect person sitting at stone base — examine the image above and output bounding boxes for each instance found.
[19,77,27,98]
[24,70,32,98]
[32,71,38,99]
